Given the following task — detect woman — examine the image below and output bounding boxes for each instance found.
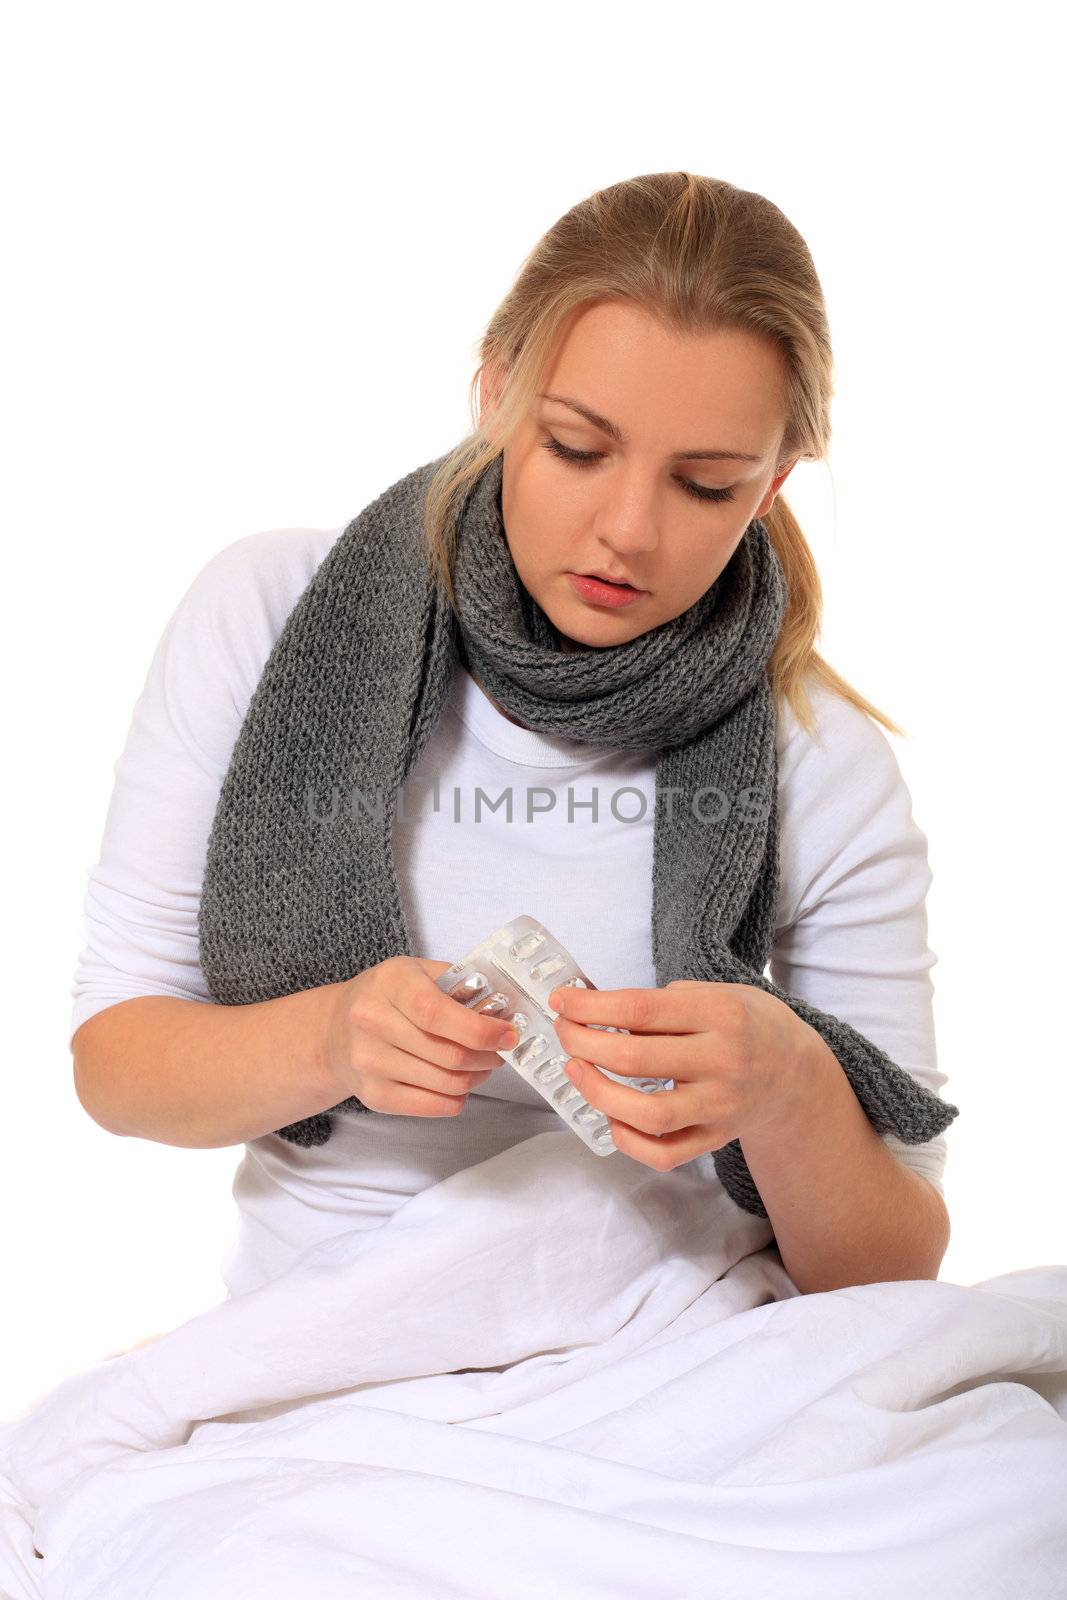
[71,170,953,1296]
[12,172,1061,1595]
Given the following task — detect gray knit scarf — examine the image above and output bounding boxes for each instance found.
[198,448,958,1218]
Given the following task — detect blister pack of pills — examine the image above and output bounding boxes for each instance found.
[435,913,675,1156]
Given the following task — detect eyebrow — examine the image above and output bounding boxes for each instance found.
[536,391,764,463]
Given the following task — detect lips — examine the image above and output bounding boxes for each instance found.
[579,570,639,589]
[567,571,646,608]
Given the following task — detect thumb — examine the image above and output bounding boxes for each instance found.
[415,957,455,979]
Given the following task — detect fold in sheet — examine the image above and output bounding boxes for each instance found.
[1,1130,1065,1598]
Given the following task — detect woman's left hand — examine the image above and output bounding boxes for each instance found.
[545,979,822,1171]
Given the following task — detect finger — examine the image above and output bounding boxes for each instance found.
[405,968,521,1058]
[553,1013,701,1084]
[361,1015,504,1100]
[545,983,702,1036]
[384,998,515,1082]
[367,1045,498,1116]
[563,1053,700,1137]
[415,957,455,979]
[609,1118,728,1172]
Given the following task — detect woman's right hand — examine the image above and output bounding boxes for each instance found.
[320,956,520,1116]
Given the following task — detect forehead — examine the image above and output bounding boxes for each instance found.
[541,301,787,453]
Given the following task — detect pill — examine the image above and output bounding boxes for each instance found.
[433,914,664,1158]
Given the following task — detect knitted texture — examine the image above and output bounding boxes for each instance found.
[198,450,958,1218]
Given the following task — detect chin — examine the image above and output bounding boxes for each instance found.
[556,611,648,650]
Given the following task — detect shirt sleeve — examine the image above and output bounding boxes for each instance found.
[770,681,950,1196]
[68,526,339,1048]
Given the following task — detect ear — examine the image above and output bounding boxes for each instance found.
[754,458,799,520]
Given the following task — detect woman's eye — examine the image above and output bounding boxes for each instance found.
[539,433,735,504]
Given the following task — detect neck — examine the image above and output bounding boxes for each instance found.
[460,630,582,727]
[468,668,529,730]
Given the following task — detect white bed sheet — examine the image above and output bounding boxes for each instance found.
[1,1130,1065,1598]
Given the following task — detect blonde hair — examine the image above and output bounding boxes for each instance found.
[422,170,904,741]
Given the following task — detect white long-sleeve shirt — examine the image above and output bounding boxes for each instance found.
[69,526,951,1297]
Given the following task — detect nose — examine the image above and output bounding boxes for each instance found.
[590,476,662,562]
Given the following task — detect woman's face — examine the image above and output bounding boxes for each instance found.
[482,300,798,648]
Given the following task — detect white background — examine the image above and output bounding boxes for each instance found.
[2,1,1063,1424]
